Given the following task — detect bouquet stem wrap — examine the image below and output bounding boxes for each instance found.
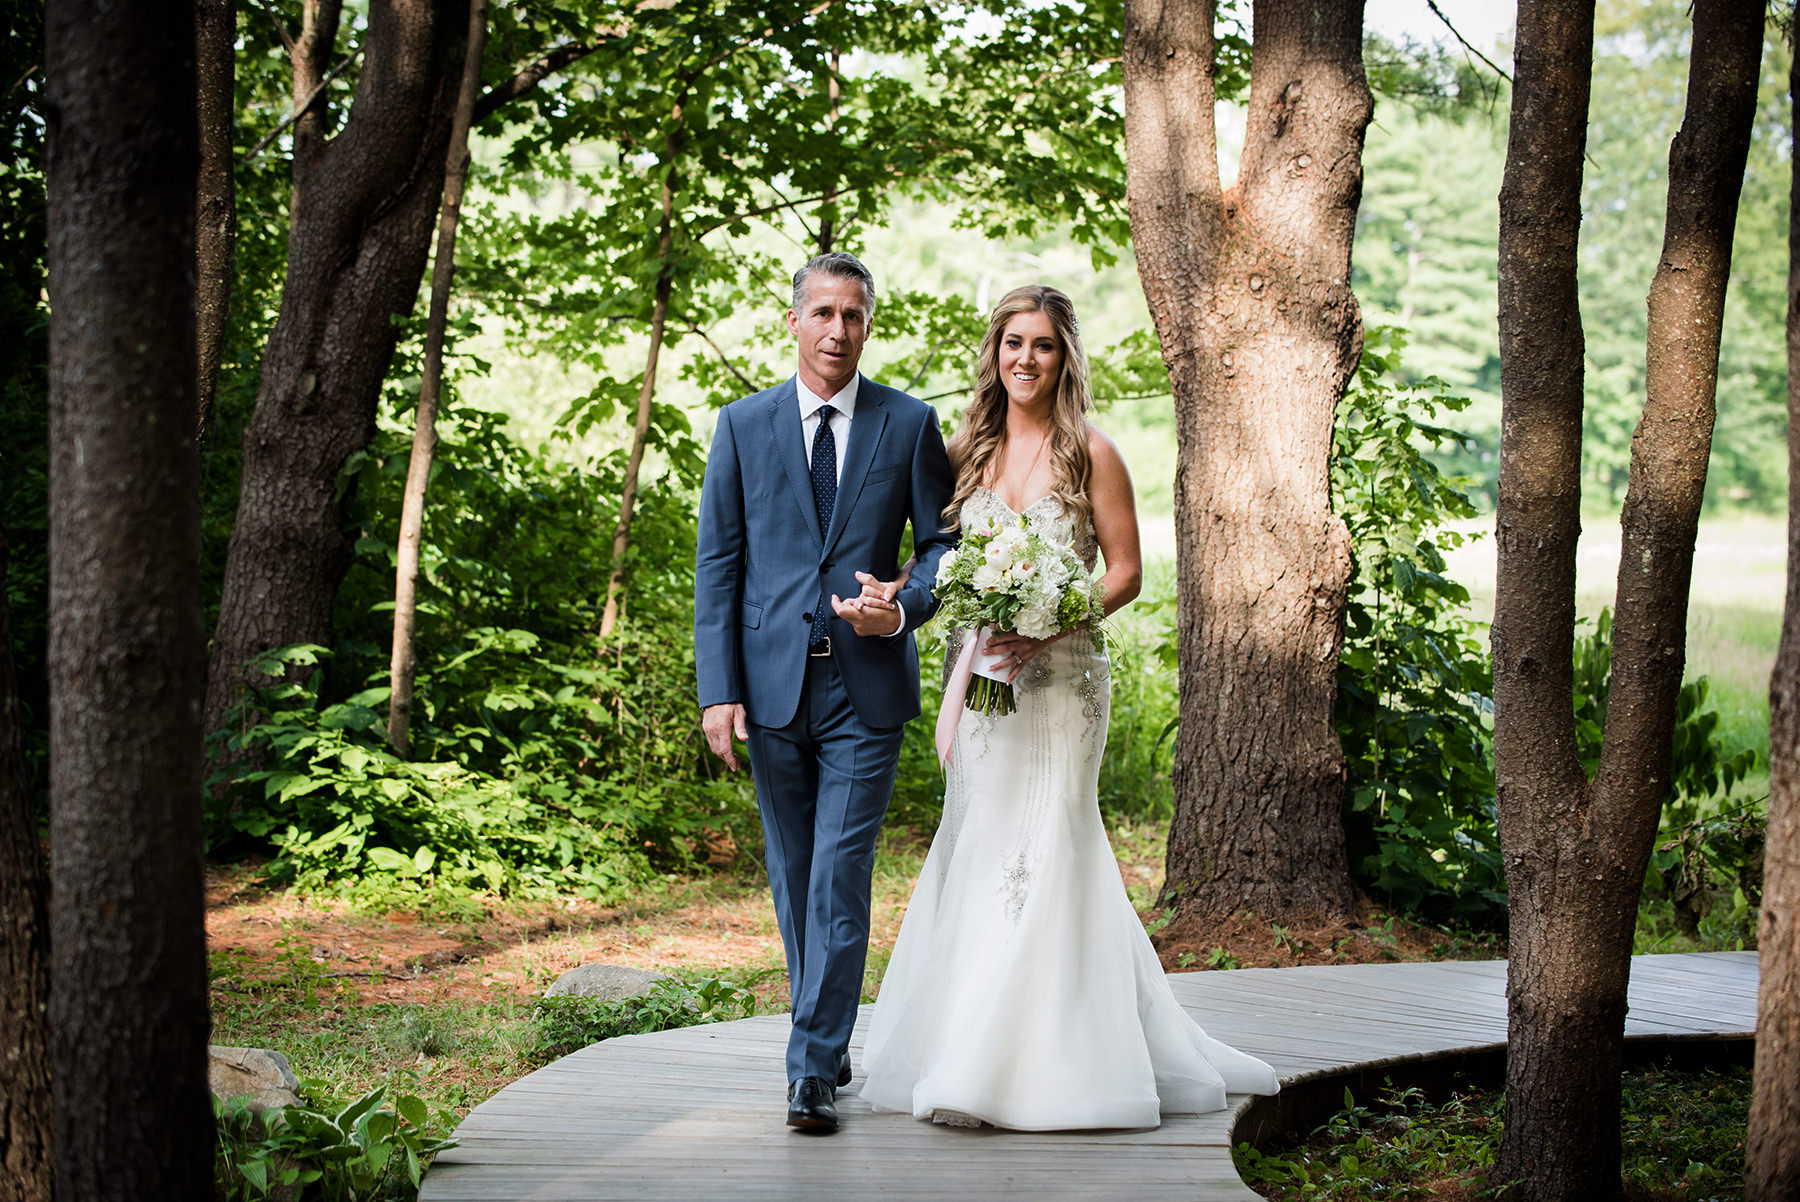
[935,626,1020,765]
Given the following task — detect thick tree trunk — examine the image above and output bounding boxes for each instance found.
[390,0,487,756]
[0,537,50,1202]
[1123,0,1365,920]
[195,0,236,442]
[1492,2,1763,1198]
[203,0,466,750]
[43,0,213,1193]
[1749,35,1800,1202]
[599,141,680,639]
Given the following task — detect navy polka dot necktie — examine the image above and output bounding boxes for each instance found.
[808,405,837,648]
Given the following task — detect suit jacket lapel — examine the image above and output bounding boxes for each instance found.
[768,378,823,549]
[824,378,887,558]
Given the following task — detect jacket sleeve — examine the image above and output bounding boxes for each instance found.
[694,407,746,707]
[894,404,957,632]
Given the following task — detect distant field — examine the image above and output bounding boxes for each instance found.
[1447,512,1781,766]
[1136,512,1784,767]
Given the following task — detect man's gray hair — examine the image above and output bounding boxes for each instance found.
[791,251,877,318]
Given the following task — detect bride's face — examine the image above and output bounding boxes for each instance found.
[997,310,1062,410]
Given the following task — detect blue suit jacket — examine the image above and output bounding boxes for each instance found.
[694,375,956,731]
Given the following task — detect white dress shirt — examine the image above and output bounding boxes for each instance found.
[796,373,859,485]
[795,372,905,635]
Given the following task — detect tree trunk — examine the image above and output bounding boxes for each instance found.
[203,0,467,750]
[818,49,839,255]
[598,137,680,639]
[0,535,50,1202]
[1123,0,1366,920]
[1749,33,1800,1202]
[43,0,213,1192]
[1492,2,1763,1198]
[389,0,487,756]
[195,0,236,442]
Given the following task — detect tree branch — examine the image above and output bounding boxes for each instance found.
[693,0,838,80]
[241,0,296,54]
[682,319,759,393]
[6,65,38,101]
[240,48,361,164]
[695,180,881,237]
[472,37,618,123]
[1425,0,1514,85]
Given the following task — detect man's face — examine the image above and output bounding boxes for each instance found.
[788,273,871,398]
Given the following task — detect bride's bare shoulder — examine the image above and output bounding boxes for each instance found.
[1084,424,1131,480]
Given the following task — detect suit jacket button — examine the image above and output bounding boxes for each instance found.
[803,612,813,623]
[821,562,832,572]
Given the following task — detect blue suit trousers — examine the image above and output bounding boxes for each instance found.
[746,654,904,1084]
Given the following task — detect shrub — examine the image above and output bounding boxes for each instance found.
[207,406,760,902]
[530,975,759,1062]
[1332,327,1502,927]
[214,1084,456,1202]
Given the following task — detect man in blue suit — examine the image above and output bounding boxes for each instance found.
[695,252,956,1133]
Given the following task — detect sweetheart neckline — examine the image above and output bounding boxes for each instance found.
[975,484,1057,517]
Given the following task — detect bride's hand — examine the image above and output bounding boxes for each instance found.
[855,559,913,610]
[982,630,1063,683]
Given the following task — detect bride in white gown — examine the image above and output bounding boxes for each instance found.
[855,285,1280,1131]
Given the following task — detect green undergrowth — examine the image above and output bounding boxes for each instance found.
[211,968,774,1120]
[1234,1062,1752,1201]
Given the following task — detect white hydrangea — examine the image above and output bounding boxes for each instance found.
[1014,599,1062,640]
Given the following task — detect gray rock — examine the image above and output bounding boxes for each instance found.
[209,1046,302,1112]
[545,963,667,1002]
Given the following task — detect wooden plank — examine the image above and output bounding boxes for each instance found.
[422,952,1756,1202]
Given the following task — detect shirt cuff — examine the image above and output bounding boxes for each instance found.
[883,595,909,637]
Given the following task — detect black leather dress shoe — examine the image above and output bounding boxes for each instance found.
[837,1051,853,1088]
[786,1076,839,1133]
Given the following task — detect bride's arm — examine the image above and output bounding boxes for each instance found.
[1088,428,1142,618]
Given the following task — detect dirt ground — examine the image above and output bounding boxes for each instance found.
[205,832,1501,1012]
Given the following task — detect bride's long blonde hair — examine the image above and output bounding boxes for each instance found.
[945,285,1096,532]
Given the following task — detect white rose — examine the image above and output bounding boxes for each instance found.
[972,561,1007,592]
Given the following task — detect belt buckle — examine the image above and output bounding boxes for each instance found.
[809,636,832,658]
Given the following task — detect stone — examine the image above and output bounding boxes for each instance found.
[209,1045,302,1112]
[545,963,667,1002]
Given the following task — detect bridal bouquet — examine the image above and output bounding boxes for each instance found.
[934,511,1104,719]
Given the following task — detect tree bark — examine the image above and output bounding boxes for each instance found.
[1749,31,1800,1202]
[203,0,467,750]
[1123,0,1366,920]
[43,0,213,1192]
[389,0,487,756]
[0,535,50,1202]
[1492,2,1763,1198]
[598,129,681,639]
[195,0,236,442]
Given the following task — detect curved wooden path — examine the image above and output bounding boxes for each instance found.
[422,952,1759,1201]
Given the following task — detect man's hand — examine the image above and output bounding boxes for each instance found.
[831,590,904,636]
[702,703,749,771]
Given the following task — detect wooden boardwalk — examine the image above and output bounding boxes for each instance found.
[422,952,1759,1201]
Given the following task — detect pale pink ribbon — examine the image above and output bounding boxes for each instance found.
[935,634,982,766]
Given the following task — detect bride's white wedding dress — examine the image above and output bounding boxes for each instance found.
[858,487,1280,1130]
